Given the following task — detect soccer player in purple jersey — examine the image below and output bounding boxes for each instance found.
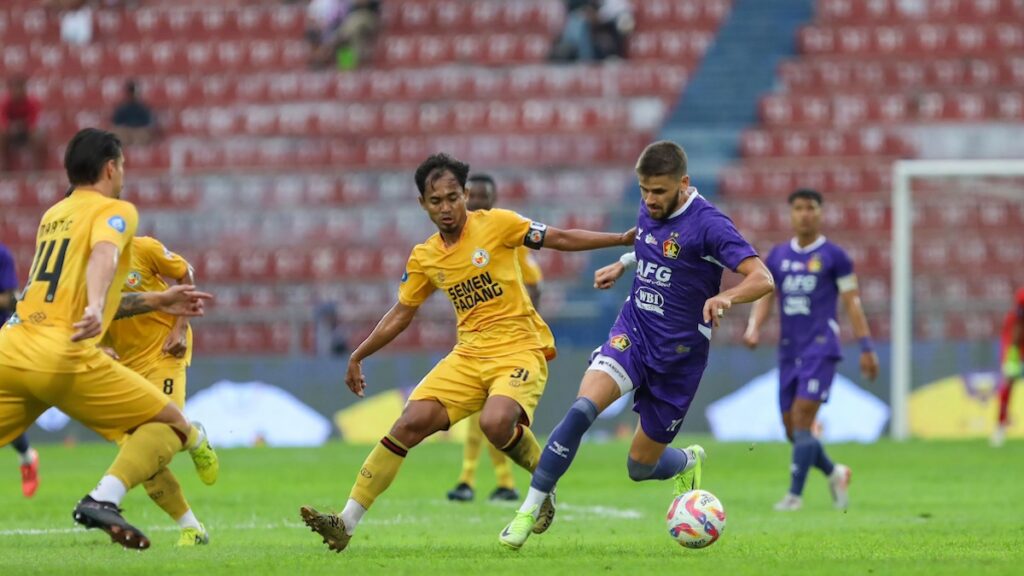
[499,141,774,550]
[743,189,879,511]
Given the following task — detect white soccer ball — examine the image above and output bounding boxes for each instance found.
[666,489,726,549]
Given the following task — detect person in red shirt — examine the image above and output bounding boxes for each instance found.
[994,288,1024,446]
[1,75,47,172]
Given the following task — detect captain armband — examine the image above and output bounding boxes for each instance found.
[837,274,859,293]
[523,221,548,250]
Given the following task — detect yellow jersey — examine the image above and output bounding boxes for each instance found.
[399,208,556,360]
[516,247,543,287]
[103,236,194,372]
[0,189,138,373]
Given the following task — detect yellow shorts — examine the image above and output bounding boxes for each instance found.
[134,356,188,409]
[0,353,170,445]
[408,349,548,427]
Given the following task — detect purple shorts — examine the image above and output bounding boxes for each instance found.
[588,333,704,445]
[779,356,838,412]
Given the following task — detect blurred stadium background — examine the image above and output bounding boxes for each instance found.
[2,0,1023,443]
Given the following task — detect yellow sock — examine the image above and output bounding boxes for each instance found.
[501,424,541,473]
[488,441,516,490]
[457,412,484,487]
[107,423,184,490]
[143,467,190,521]
[349,435,408,510]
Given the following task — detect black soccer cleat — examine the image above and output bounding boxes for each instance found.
[73,495,150,550]
[446,482,474,502]
[489,487,520,502]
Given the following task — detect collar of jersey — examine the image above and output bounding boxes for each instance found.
[790,235,827,254]
[667,187,700,220]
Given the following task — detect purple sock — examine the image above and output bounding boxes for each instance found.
[530,397,598,492]
[789,429,816,496]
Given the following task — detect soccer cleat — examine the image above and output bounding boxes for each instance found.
[991,425,1007,447]
[499,507,537,550]
[20,448,39,498]
[672,445,706,497]
[532,490,556,534]
[175,524,210,547]
[489,487,520,502]
[829,463,852,510]
[447,482,474,502]
[773,493,803,511]
[73,495,150,550]
[300,506,352,553]
[189,422,219,486]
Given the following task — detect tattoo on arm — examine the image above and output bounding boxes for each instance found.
[114,293,155,320]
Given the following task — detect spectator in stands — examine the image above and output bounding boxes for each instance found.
[111,80,157,146]
[550,0,633,62]
[0,76,46,173]
[313,301,349,357]
[308,0,380,70]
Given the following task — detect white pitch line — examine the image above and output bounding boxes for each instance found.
[0,504,644,537]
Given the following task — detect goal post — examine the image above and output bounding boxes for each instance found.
[891,159,1024,441]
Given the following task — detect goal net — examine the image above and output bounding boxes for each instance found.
[891,160,1024,440]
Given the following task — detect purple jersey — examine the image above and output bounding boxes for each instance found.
[0,244,17,327]
[617,191,758,370]
[765,237,854,360]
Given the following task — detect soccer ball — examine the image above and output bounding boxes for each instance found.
[666,489,726,549]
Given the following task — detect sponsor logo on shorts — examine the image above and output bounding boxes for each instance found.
[610,334,631,351]
[29,312,46,324]
[108,215,126,233]
[634,286,665,315]
[667,418,683,432]
[594,357,628,383]
[126,271,142,288]
[471,248,490,268]
[663,235,681,259]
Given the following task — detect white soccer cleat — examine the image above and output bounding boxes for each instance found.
[773,493,803,511]
[829,464,851,510]
[991,426,1007,447]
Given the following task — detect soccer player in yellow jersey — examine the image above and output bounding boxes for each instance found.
[0,128,217,550]
[447,173,543,503]
[101,235,210,546]
[301,153,635,552]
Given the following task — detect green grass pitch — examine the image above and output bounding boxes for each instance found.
[1,439,1021,575]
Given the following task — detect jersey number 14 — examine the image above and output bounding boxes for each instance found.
[24,239,71,303]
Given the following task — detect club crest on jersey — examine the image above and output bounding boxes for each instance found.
[808,254,822,273]
[471,248,490,268]
[610,334,631,351]
[125,271,142,288]
[663,235,681,260]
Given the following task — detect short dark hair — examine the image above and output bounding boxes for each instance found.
[788,188,823,205]
[64,128,123,186]
[467,173,496,190]
[414,153,470,196]
[635,140,687,178]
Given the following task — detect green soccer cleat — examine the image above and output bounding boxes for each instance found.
[499,507,538,550]
[672,444,706,497]
[189,422,219,486]
[300,506,352,553]
[176,524,210,547]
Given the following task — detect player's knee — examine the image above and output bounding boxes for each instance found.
[626,456,657,482]
[390,415,432,448]
[479,411,517,447]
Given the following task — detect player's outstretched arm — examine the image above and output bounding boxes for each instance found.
[840,288,879,381]
[703,256,774,328]
[113,285,213,320]
[541,226,636,252]
[163,263,197,358]
[346,302,420,398]
[743,292,775,349]
[594,251,637,289]
[71,242,121,342]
